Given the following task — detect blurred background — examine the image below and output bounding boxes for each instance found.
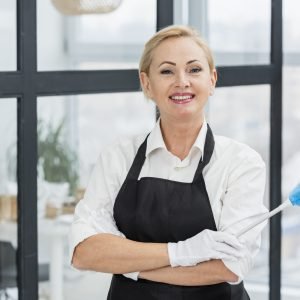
[0,0,300,299]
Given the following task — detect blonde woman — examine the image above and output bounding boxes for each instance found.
[70,25,267,299]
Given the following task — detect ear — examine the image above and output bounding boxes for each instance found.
[140,72,152,98]
[209,69,218,96]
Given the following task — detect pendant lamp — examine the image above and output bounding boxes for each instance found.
[51,0,122,15]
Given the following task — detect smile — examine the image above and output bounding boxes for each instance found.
[169,94,195,104]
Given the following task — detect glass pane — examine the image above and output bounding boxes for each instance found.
[207,85,270,299]
[0,1,16,70]
[282,1,300,298]
[284,0,300,53]
[206,0,271,66]
[37,0,156,71]
[0,99,18,299]
[282,74,300,298]
[37,92,155,299]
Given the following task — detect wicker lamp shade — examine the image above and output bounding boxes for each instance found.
[51,0,122,15]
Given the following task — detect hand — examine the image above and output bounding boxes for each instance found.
[167,229,245,267]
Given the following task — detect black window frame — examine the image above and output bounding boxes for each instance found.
[0,0,282,299]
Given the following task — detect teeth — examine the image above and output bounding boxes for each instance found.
[171,95,192,100]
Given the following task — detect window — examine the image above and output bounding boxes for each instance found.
[281,1,300,298]
[0,99,18,299]
[174,0,271,66]
[37,0,156,70]
[0,1,284,299]
[0,1,16,70]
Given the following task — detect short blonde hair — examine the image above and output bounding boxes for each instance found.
[139,25,215,75]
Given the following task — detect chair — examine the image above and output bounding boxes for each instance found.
[0,241,49,300]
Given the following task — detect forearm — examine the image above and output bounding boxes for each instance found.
[139,259,238,286]
[72,233,169,273]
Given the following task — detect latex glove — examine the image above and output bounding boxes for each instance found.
[123,272,139,281]
[168,229,245,267]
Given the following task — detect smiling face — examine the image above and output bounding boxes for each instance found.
[140,37,217,125]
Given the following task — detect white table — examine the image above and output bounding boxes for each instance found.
[0,217,71,300]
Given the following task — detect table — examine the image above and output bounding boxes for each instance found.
[0,217,71,300]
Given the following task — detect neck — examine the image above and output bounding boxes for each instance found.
[160,116,204,160]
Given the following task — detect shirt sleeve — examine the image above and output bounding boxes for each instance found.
[69,152,125,265]
[218,148,268,284]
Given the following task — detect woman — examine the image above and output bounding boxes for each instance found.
[70,25,267,299]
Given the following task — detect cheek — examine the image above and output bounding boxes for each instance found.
[197,77,213,91]
[150,80,169,96]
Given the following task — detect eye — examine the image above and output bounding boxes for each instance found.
[160,69,173,75]
[189,67,202,74]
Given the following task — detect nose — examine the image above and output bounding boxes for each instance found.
[174,71,190,88]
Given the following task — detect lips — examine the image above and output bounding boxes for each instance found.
[169,93,195,104]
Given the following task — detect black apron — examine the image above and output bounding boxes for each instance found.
[108,125,250,300]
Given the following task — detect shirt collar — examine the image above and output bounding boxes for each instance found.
[192,119,207,160]
[146,118,166,157]
[146,118,208,160]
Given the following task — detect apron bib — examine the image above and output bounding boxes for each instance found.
[108,125,249,300]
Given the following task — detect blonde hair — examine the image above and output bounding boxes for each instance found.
[139,25,215,75]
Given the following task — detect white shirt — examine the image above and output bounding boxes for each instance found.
[69,119,268,283]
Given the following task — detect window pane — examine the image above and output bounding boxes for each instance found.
[282,65,300,298]
[37,93,155,299]
[282,1,300,298]
[0,1,16,70]
[206,0,271,66]
[0,99,18,299]
[37,0,156,71]
[284,0,300,53]
[207,85,270,299]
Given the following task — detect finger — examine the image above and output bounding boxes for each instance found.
[214,232,244,250]
[214,242,244,259]
[210,251,238,262]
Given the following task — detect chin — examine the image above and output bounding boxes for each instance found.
[173,111,203,123]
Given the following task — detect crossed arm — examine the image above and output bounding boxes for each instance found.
[72,233,238,286]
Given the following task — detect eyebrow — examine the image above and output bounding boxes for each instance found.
[158,59,201,67]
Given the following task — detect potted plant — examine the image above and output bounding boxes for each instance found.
[37,119,79,197]
[38,119,79,218]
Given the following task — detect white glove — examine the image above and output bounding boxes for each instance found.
[123,272,139,281]
[168,229,245,267]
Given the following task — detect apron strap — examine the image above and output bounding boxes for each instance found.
[192,124,215,182]
[125,134,149,181]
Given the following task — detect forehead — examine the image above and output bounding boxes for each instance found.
[151,37,208,65]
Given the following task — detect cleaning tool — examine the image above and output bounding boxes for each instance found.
[237,183,300,237]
